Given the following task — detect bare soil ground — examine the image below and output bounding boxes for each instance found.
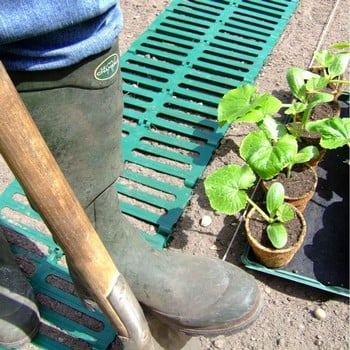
[0,0,349,349]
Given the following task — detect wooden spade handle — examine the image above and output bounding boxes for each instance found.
[0,62,128,336]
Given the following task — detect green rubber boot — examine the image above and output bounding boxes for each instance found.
[9,41,263,337]
[0,227,40,348]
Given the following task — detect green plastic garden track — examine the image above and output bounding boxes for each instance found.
[0,1,298,349]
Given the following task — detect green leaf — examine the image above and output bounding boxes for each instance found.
[240,132,297,179]
[287,67,306,100]
[267,223,288,249]
[305,76,330,93]
[251,93,282,117]
[314,50,333,67]
[217,85,282,126]
[328,52,350,78]
[287,68,317,101]
[330,42,350,50]
[308,92,334,110]
[293,146,320,164]
[285,102,307,115]
[266,182,284,217]
[276,204,295,222]
[258,116,288,141]
[238,163,258,189]
[306,117,350,149]
[217,85,257,126]
[204,164,256,214]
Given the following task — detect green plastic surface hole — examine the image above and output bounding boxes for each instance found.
[36,294,104,332]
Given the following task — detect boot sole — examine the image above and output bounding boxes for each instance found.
[144,287,264,337]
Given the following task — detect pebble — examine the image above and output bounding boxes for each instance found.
[265,286,271,294]
[313,307,327,320]
[314,339,323,346]
[276,338,286,347]
[200,215,212,227]
[213,337,226,349]
[210,242,224,251]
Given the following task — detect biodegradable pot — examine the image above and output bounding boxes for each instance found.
[262,164,318,213]
[290,94,341,122]
[306,147,326,169]
[245,206,307,268]
[309,100,341,120]
[298,125,326,168]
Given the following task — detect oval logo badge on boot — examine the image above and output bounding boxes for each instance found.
[94,54,119,81]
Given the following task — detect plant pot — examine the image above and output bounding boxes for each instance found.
[245,205,307,268]
[290,96,341,123]
[309,100,341,120]
[306,147,326,168]
[294,100,341,168]
[262,164,318,212]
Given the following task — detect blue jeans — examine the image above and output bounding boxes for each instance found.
[0,0,122,71]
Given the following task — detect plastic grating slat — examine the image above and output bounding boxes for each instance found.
[0,0,299,348]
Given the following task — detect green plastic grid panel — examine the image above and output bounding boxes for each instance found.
[0,183,117,350]
[119,0,299,244]
[0,0,299,348]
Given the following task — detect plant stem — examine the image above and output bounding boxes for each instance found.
[330,79,350,85]
[246,196,273,223]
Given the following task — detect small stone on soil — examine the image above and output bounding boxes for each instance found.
[314,339,323,346]
[313,307,327,320]
[200,215,212,227]
[276,338,286,347]
[210,242,224,251]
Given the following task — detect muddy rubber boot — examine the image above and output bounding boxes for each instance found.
[9,40,263,337]
[0,227,40,348]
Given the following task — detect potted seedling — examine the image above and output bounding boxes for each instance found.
[310,42,350,101]
[283,67,333,166]
[204,164,306,268]
[239,116,319,212]
[285,67,335,134]
[286,54,349,160]
[218,85,319,211]
[285,42,350,148]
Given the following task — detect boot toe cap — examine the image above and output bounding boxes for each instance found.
[179,268,264,335]
[146,256,263,336]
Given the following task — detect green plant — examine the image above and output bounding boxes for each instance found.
[217,84,319,179]
[240,116,319,179]
[284,67,334,138]
[284,43,350,137]
[204,164,295,249]
[306,116,350,149]
[217,84,282,127]
[312,42,350,99]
